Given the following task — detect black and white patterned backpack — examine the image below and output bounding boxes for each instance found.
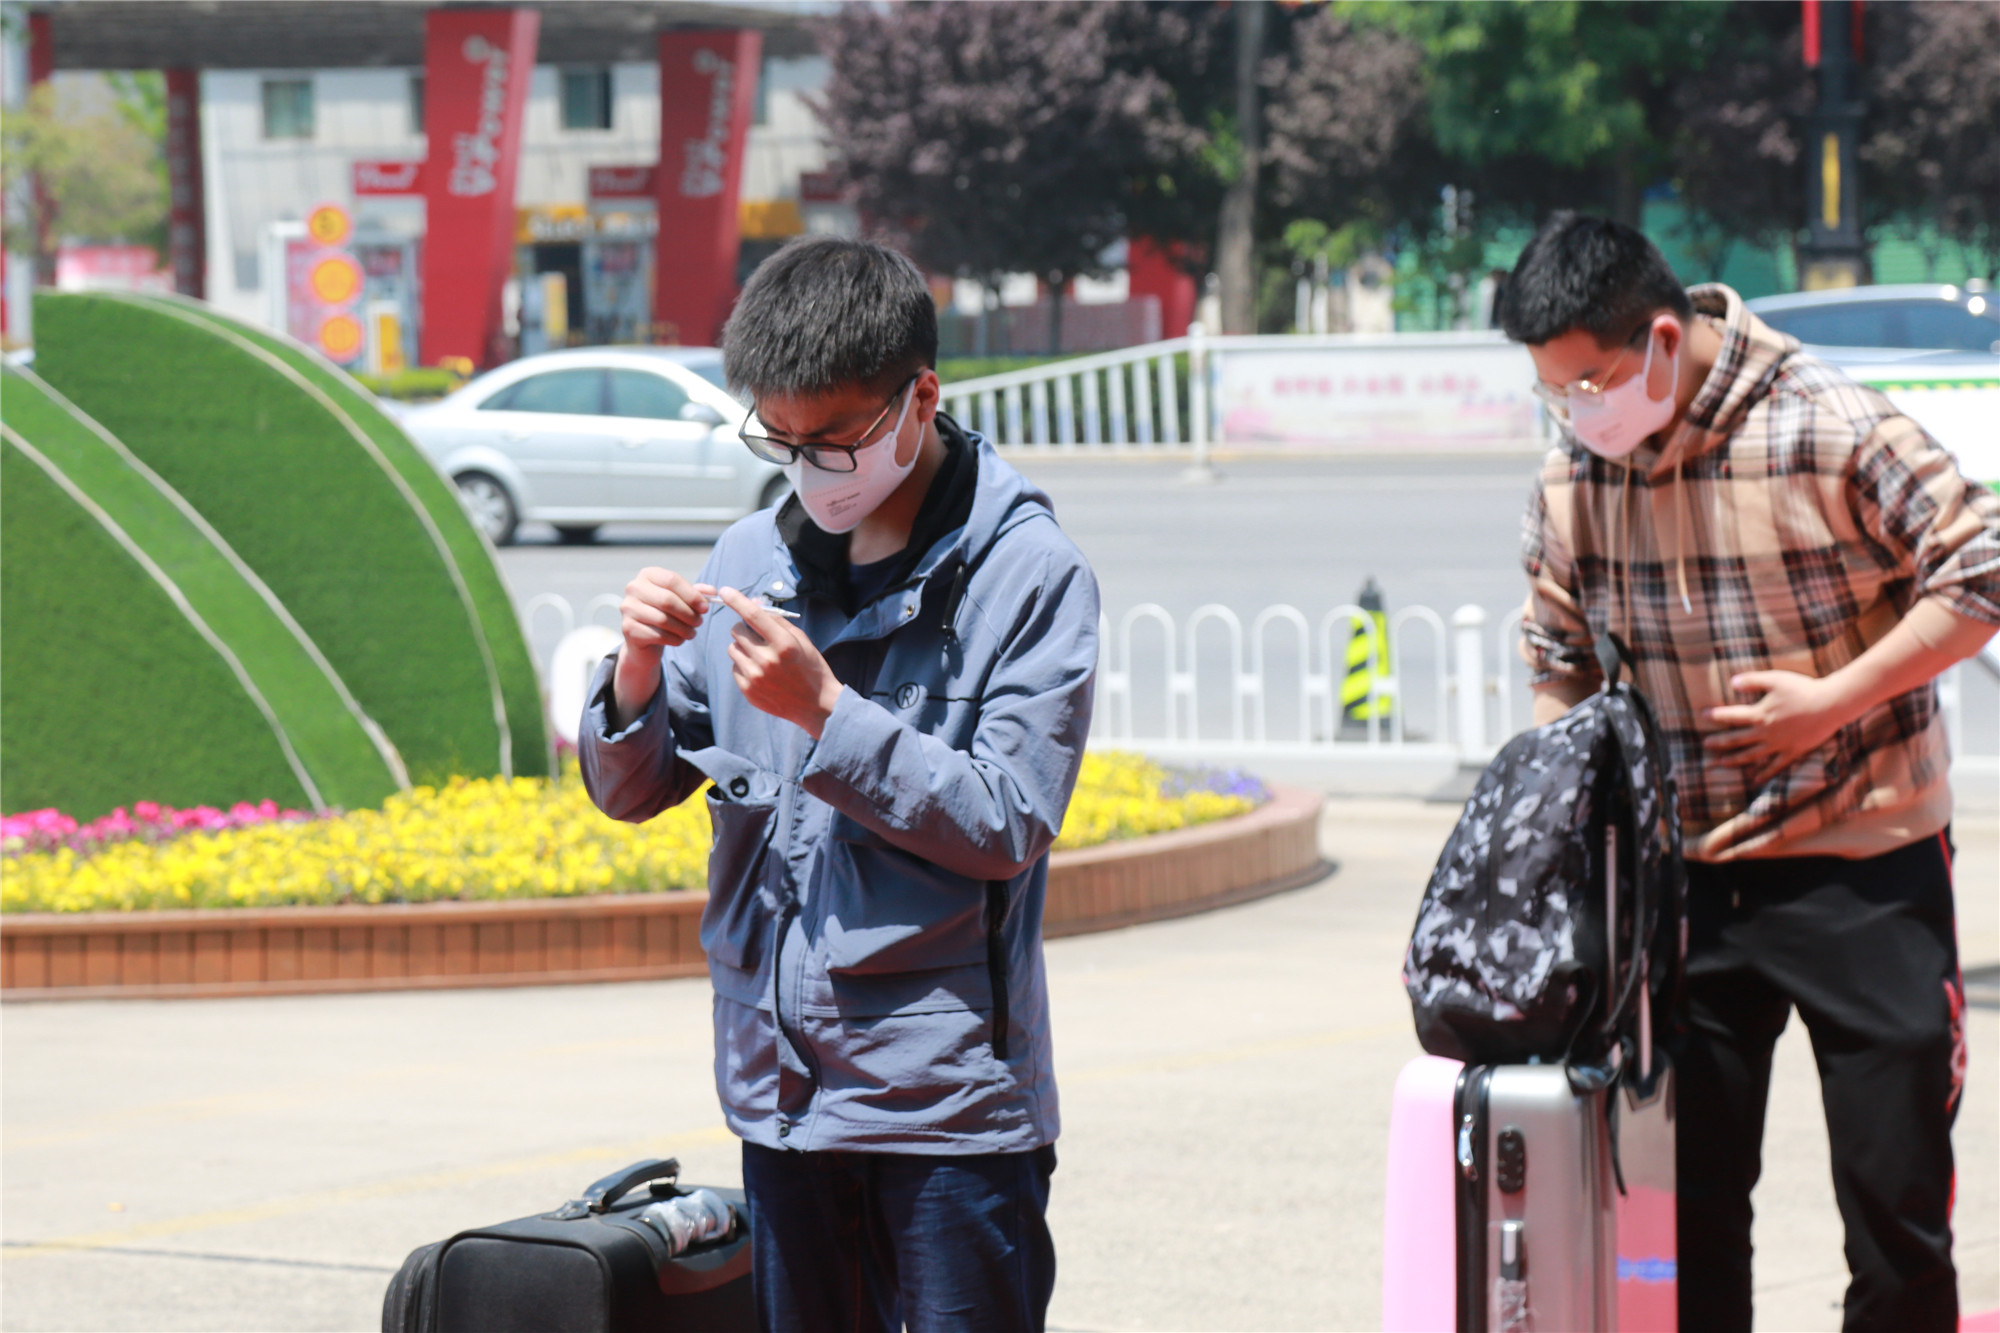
[1403,634,1686,1069]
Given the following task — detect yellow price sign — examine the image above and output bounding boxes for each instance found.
[306,203,353,247]
[309,254,363,306]
[318,312,364,363]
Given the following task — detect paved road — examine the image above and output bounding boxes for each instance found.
[495,453,2000,759]
[495,453,1539,651]
[4,799,1994,1331]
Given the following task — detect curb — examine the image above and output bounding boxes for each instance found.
[0,786,1326,1001]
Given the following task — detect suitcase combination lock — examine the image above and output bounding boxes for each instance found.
[1496,1127,1527,1194]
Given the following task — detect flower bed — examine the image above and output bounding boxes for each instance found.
[1,754,1267,916]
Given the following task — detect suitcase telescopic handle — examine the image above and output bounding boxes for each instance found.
[550,1157,682,1220]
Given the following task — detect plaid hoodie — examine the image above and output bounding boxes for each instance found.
[1521,283,2000,861]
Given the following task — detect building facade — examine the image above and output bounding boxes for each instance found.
[197,51,846,366]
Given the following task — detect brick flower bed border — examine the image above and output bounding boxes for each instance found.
[0,786,1325,1002]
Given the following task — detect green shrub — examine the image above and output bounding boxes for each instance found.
[31,293,513,787]
[350,367,465,401]
[130,294,551,779]
[937,355,1074,383]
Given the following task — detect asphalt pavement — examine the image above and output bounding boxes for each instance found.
[3,798,1994,1332]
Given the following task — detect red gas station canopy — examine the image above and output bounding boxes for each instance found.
[30,0,816,69]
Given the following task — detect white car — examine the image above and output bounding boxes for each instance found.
[1746,284,2000,484]
[398,346,788,545]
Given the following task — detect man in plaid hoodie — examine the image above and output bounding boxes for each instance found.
[1503,213,1999,1333]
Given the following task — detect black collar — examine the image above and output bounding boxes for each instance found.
[777,412,979,615]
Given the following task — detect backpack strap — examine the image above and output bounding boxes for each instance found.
[1594,629,1633,689]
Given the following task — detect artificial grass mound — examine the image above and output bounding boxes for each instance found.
[0,369,405,815]
[124,292,550,779]
[0,432,322,819]
[32,292,517,787]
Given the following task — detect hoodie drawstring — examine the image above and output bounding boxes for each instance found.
[1674,459,1693,614]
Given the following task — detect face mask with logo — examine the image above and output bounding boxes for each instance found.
[785,388,918,534]
[1568,327,1680,459]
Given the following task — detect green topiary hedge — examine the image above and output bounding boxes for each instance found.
[1,367,407,816]
[31,292,534,787]
[1,425,323,818]
[125,292,550,779]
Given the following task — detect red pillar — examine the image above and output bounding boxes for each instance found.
[420,7,538,368]
[1128,237,1197,339]
[27,11,54,287]
[653,30,761,347]
[164,69,205,299]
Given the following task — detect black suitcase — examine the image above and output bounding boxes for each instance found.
[382,1157,756,1333]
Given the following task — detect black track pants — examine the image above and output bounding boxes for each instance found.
[1673,831,1965,1333]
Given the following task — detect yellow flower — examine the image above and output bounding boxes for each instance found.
[1,753,1256,913]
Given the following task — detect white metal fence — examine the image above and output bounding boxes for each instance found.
[940,326,1554,457]
[940,335,1200,452]
[524,593,1998,780]
[1092,602,1998,782]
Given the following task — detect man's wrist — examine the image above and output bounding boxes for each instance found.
[610,646,664,731]
[803,678,844,740]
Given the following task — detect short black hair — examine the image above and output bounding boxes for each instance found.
[722,235,938,399]
[1499,212,1693,347]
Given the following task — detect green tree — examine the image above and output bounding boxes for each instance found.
[1343,0,1733,228]
[2,80,169,269]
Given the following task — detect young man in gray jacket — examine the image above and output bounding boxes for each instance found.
[580,236,1099,1332]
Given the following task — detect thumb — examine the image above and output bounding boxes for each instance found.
[718,586,783,638]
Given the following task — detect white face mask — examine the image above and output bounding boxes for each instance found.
[1568,328,1679,459]
[785,387,918,534]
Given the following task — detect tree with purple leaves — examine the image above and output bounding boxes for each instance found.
[815,0,1217,351]
[1860,1,2000,280]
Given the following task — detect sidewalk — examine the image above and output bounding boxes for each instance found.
[2,798,1994,1331]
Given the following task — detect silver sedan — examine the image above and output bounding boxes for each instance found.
[399,346,788,545]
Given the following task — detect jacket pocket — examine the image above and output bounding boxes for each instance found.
[700,786,778,973]
[817,812,989,978]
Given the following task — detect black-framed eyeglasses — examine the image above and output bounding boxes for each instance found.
[739,374,917,473]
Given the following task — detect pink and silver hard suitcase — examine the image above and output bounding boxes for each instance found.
[1453,1056,1676,1333]
[1385,1050,1677,1333]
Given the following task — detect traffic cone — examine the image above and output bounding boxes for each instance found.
[1341,576,1393,728]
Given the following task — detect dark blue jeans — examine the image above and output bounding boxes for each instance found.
[741,1140,1057,1333]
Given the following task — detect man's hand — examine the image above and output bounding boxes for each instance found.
[611,568,710,728]
[1705,670,1849,786]
[718,587,843,737]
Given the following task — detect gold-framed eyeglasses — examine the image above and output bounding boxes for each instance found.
[1530,331,1646,420]
[739,374,917,473]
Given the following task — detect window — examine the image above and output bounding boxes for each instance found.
[687,360,733,393]
[606,370,691,421]
[408,74,425,136]
[559,68,613,131]
[1762,303,1895,348]
[1764,299,2000,351]
[480,369,605,416]
[1900,302,2000,353]
[261,79,315,140]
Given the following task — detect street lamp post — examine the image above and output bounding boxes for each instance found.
[1799,0,1868,291]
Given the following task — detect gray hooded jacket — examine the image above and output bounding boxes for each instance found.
[580,424,1098,1154]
